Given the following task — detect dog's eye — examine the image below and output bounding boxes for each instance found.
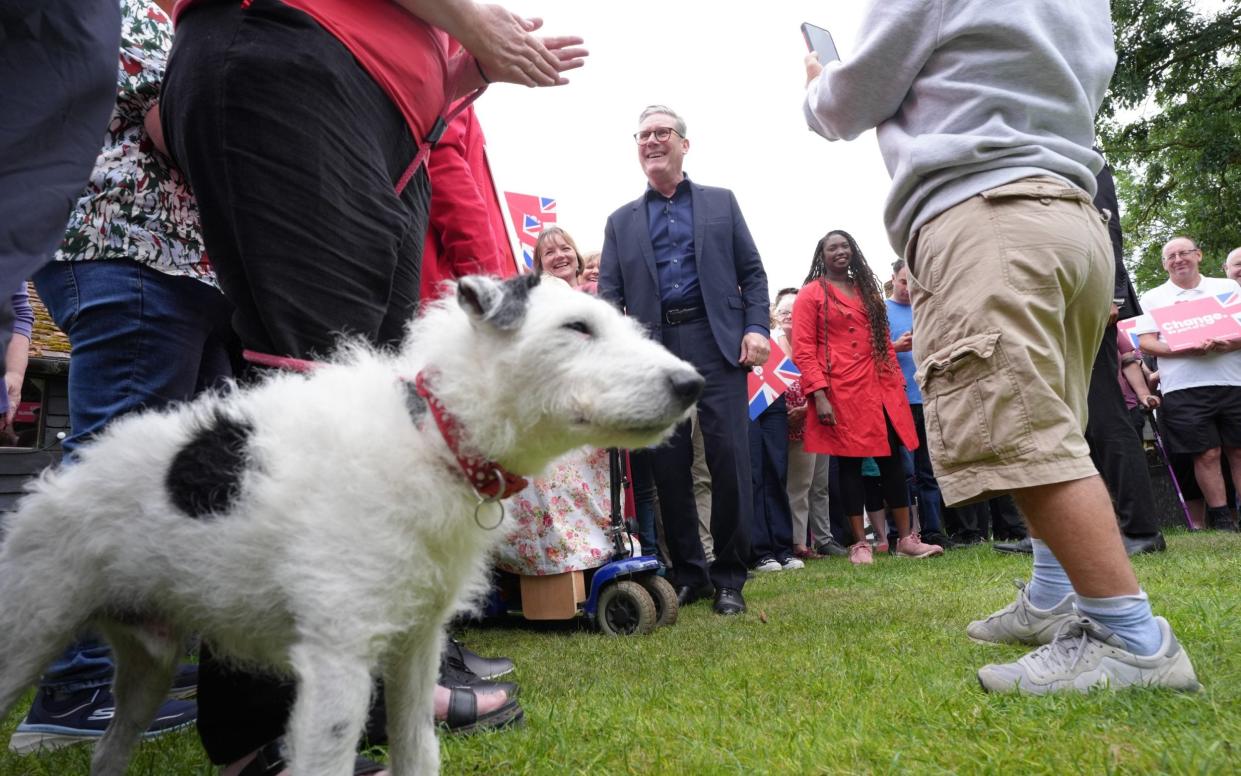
[562,320,592,337]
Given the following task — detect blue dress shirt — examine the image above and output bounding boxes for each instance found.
[645,177,701,310]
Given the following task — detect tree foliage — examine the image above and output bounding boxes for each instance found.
[1099,0,1241,292]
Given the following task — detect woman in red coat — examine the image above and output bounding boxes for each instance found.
[791,229,943,564]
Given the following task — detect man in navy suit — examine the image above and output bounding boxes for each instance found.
[599,105,770,616]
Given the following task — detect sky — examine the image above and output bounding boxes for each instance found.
[475,2,890,296]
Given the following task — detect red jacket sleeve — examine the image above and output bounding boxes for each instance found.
[792,283,827,395]
[426,108,502,280]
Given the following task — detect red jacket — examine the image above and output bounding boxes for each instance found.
[791,280,917,457]
[420,107,516,301]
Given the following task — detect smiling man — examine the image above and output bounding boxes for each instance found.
[1225,247,1241,283]
[1133,236,1241,532]
[599,105,770,616]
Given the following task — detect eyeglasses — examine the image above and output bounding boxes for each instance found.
[633,127,682,144]
[1165,248,1200,261]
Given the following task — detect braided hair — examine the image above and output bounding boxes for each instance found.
[803,229,895,372]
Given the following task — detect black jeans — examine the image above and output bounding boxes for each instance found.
[162,0,432,763]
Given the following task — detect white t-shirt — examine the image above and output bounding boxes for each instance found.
[1133,275,1241,393]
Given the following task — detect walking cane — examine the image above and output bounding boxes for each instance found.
[1148,407,1196,530]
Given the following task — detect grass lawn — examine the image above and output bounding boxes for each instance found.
[2,530,1238,775]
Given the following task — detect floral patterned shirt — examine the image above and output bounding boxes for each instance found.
[55,0,214,286]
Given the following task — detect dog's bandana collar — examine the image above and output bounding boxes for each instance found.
[414,370,529,502]
[243,349,528,504]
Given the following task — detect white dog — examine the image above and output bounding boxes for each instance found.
[0,274,703,776]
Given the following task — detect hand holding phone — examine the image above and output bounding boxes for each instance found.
[800,22,839,65]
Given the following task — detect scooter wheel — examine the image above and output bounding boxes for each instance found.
[638,574,679,628]
[596,580,657,636]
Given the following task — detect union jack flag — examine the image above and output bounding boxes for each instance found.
[1216,289,1241,326]
[504,192,558,271]
[747,340,800,420]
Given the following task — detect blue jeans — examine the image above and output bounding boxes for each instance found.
[31,259,234,690]
[900,403,944,535]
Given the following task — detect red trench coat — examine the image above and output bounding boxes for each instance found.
[790,280,918,457]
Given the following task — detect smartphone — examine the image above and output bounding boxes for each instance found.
[800,22,840,65]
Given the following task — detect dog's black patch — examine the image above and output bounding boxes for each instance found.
[166,410,254,519]
[401,379,426,421]
[488,273,539,330]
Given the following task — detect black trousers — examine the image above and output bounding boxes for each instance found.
[163,0,431,763]
[161,0,428,360]
[750,395,793,563]
[654,316,751,591]
[945,495,1026,541]
[1085,325,1161,537]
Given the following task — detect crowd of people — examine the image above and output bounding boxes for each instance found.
[0,0,1227,771]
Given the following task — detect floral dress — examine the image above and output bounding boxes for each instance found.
[495,445,617,576]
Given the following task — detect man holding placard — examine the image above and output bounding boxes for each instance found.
[1133,237,1241,532]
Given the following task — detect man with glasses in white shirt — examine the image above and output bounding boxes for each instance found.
[1133,237,1241,531]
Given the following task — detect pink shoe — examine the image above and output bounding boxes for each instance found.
[896,533,945,558]
[848,541,873,565]
[873,539,889,555]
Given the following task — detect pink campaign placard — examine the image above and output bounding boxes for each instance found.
[1148,295,1241,351]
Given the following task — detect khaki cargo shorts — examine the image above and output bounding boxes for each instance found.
[906,176,1113,505]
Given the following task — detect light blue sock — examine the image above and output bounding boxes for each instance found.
[1076,592,1163,656]
[1026,538,1075,610]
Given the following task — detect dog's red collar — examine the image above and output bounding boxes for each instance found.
[242,350,527,502]
[414,370,528,501]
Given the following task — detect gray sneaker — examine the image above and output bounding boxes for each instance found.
[977,616,1200,695]
[966,581,1077,645]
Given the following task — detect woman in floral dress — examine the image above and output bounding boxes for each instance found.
[496,227,625,575]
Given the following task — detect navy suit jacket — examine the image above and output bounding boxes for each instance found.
[599,181,769,364]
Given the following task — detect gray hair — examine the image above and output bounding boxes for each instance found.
[638,105,687,137]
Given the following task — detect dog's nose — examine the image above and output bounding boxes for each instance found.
[668,368,705,407]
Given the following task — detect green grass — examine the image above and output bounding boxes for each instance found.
[2,531,1239,775]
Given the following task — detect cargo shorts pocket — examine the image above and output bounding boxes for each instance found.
[920,331,1037,468]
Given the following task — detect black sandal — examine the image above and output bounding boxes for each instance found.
[437,686,524,735]
[238,736,386,775]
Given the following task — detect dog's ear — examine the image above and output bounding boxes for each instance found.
[457,273,539,331]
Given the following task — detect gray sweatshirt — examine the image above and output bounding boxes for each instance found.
[804,0,1116,255]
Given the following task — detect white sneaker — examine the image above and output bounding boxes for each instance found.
[752,558,783,573]
[780,557,805,570]
[967,581,1078,646]
[977,616,1200,695]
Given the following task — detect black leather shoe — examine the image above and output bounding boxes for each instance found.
[675,584,714,606]
[920,531,953,549]
[446,638,514,681]
[993,536,1033,554]
[713,587,746,615]
[1206,506,1241,532]
[1123,533,1168,556]
[814,537,850,557]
